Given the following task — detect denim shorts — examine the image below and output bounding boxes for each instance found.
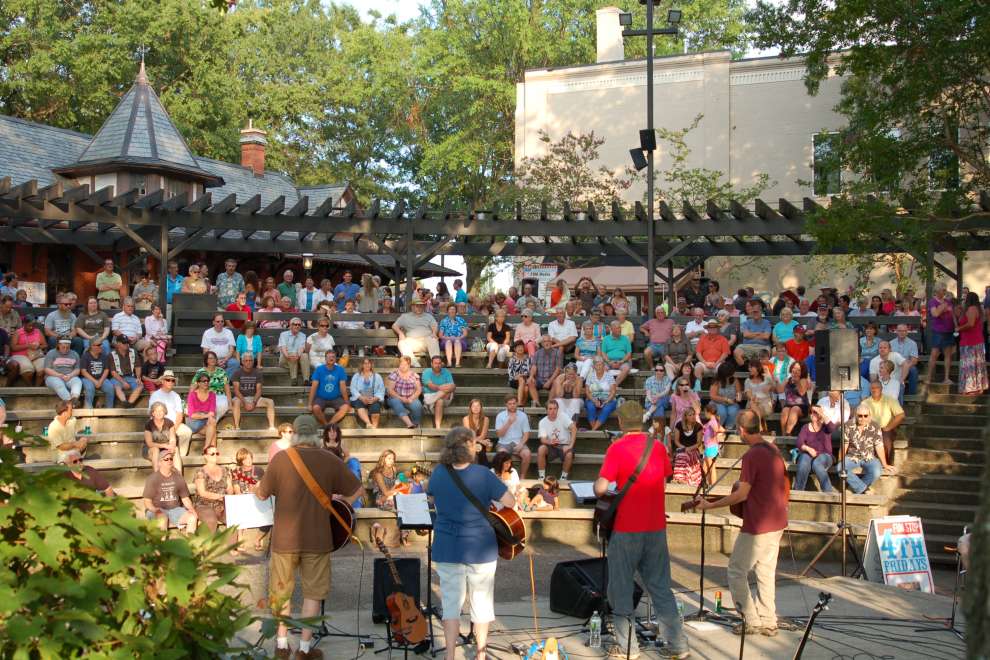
[931,331,956,350]
[146,506,188,526]
[187,418,208,433]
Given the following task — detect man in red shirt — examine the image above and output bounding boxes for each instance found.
[225,291,253,330]
[594,403,689,659]
[693,320,731,382]
[694,409,789,636]
[784,325,811,362]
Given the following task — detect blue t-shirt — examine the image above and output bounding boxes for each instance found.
[439,316,467,338]
[427,464,508,564]
[312,363,348,400]
[601,334,632,361]
[333,282,361,310]
[741,318,772,346]
[454,289,469,304]
[422,367,454,390]
[236,334,263,357]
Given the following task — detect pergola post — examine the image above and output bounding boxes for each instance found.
[403,226,416,307]
[956,250,964,299]
[158,222,168,312]
[925,244,935,349]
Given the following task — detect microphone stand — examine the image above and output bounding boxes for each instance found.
[683,452,744,623]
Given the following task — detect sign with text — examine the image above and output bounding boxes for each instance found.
[862,516,934,593]
[520,264,559,301]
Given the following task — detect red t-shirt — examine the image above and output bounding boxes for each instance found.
[225,303,252,330]
[739,441,789,534]
[784,338,810,362]
[598,432,672,533]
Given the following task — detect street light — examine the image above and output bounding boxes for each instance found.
[622,1,681,314]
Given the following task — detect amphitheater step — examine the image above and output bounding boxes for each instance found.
[899,446,985,465]
[908,436,987,452]
[887,488,980,506]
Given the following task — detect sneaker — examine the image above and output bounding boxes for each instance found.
[274,648,292,660]
[605,644,640,660]
[731,622,762,636]
[760,626,778,637]
[657,648,691,659]
[294,650,324,660]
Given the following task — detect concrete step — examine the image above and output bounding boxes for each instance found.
[888,502,978,525]
[887,487,980,506]
[916,412,989,426]
[920,402,989,415]
[894,460,986,477]
[890,473,984,492]
[899,446,985,465]
[907,436,987,452]
[925,391,990,405]
[907,424,987,439]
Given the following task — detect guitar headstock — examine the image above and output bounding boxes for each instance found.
[813,592,832,613]
[371,522,389,555]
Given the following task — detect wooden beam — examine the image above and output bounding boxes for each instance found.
[26,182,64,210]
[682,201,703,223]
[612,200,625,222]
[285,196,309,218]
[111,219,162,260]
[658,200,678,222]
[161,192,190,212]
[208,193,238,215]
[167,228,209,259]
[312,195,336,218]
[53,185,90,213]
[133,189,165,210]
[183,192,212,213]
[778,198,803,220]
[78,186,115,211]
[236,194,262,216]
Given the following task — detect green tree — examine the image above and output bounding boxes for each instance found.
[0,443,254,657]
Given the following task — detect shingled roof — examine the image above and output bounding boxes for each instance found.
[52,62,222,185]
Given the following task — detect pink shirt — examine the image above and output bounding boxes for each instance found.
[514,322,541,345]
[186,390,216,416]
[642,318,674,344]
[12,327,43,357]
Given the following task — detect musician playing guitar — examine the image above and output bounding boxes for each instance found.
[256,415,364,660]
[426,427,516,660]
[690,409,789,637]
[592,403,690,660]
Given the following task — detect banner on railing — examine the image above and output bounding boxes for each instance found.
[862,515,934,593]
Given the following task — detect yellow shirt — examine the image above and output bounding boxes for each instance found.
[865,395,903,428]
[619,320,635,343]
[48,415,79,449]
[95,271,122,302]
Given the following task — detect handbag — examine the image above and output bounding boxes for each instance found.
[593,435,655,541]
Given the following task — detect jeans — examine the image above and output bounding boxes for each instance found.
[793,452,834,492]
[806,355,816,381]
[728,530,784,629]
[859,359,872,380]
[607,530,688,655]
[647,396,669,419]
[387,396,423,424]
[904,365,918,396]
[114,376,140,396]
[715,402,740,428]
[45,375,82,401]
[841,457,882,493]
[83,338,112,355]
[81,378,116,408]
[585,399,617,425]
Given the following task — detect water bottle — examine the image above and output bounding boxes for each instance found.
[714,591,723,613]
[588,611,602,649]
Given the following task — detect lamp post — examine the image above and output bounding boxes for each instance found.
[621,2,681,313]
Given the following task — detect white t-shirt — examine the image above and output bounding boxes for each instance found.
[684,320,707,347]
[491,467,520,493]
[816,395,850,426]
[869,351,905,379]
[306,332,336,362]
[494,410,531,447]
[149,389,184,424]
[547,319,578,343]
[538,414,574,448]
[201,327,236,360]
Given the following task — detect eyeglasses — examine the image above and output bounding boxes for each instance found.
[856,414,869,418]
[197,379,209,384]
[318,323,329,328]
[161,456,174,462]
[206,451,219,456]
[291,323,302,327]
[163,378,176,382]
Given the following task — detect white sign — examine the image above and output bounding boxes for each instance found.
[862,515,934,593]
[224,493,274,529]
[19,281,46,306]
[520,264,559,300]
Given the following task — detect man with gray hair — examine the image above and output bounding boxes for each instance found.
[257,415,363,660]
[278,316,310,386]
[110,297,149,350]
[59,446,114,496]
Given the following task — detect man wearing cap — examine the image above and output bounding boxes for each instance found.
[593,401,689,659]
[257,415,364,660]
[531,334,563,395]
[278,316,311,386]
[60,446,114,496]
[694,320,731,382]
[393,297,440,366]
[148,370,194,454]
[143,447,197,534]
[43,337,82,403]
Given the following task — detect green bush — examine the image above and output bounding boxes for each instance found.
[0,445,256,658]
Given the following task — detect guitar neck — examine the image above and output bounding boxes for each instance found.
[376,541,404,587]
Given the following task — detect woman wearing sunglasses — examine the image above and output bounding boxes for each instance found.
[186,374,218,450]
[194,446,235,536]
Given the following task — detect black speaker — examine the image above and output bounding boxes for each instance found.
[639,128,657,152]
[549,558,642,619]
[814,329,860,391]
[372,557,421,624]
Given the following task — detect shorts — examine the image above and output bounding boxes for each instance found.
[314,396,348,411]
[544,444,572,462]
[350,399,382,413]
[736,344,767,360]
[497,442,524,456]
[270,551,332,603]
[436,560,497,623]
[931,331,956,350]
[187,418,209,433]
[696,362,721,377]
[423,391,453,410]
[441,337,468,351]
[647,342,667,357]
[145,506,189,526]
[703,445,719,459]
[9,354,44,373]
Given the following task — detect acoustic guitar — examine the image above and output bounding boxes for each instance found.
[489,505,527,560]
[371,524,428,645]
[681,480,745,518]
[328,498,356,552]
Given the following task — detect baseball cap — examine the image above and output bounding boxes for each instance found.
[794,325,807,334]
[159,448,175,459]
[57,337,71,344]
[616,400,646,429]
[293,414,319,437]
[706,320,720,328]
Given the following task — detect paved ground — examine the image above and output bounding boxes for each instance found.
[224,537,966,659]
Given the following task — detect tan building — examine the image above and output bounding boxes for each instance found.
[514,7,988,295]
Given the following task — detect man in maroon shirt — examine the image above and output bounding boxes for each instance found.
[694,409,789,636]
[594,403,689,659]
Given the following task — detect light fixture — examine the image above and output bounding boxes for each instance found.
[629,148,649,171]
[302,254,314,271]
[667,9,682,24]
[618,11,633,26]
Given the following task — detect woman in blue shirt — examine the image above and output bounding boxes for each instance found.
[235,322,263,361]
[439,303,469,368]
[427,427,516,660]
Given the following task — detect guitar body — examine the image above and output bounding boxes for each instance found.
[385,591,428,645]
[329,499,355,552]
[592,492,617,540]
[489,505,527,560]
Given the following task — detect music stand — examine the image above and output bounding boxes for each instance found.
[394,494,438,657]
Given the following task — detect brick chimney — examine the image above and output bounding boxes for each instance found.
[239,119,267,177]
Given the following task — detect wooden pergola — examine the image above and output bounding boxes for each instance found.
[2,175,989,310]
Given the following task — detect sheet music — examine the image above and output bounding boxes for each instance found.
[395,493,432,527]
[569,481,599,501]
[224,494,274,529]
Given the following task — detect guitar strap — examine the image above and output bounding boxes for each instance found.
[285,447,353,539]
[444,465,521,545]
[611,435,656,512]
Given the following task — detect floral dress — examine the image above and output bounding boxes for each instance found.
[194,466,230,523]
[506,354,532,385]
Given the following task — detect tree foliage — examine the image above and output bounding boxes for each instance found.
[0,444,254,658]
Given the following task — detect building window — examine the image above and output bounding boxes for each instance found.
[166,178,189,200]
[132,174,147,196]
[813,132,842,197]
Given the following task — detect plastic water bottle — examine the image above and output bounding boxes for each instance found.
[588,611,602,649]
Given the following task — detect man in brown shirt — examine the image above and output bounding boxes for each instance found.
[257,415,363,660]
